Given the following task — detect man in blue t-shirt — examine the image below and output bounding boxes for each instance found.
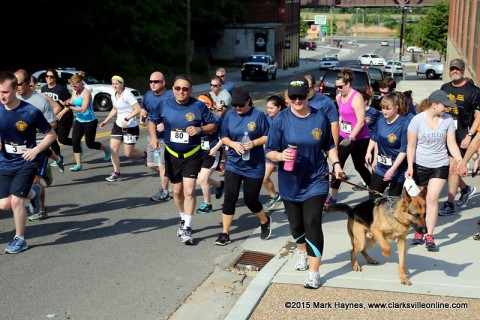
[148,75,216,245]
[0,72,57,254]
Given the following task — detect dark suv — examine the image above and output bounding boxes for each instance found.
[317,67,373,105]
[299,40,317,50]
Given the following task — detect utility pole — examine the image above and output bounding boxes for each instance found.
[355,8,359,44]
[362,9,365,39]
[399,6,406,63]
[330,6,333,46]
[186,0,191,75]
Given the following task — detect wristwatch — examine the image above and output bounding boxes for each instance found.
[124,117,129,122]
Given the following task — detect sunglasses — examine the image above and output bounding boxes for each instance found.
[149,80,162,84]
[72,83,80,87]
[449,67,462,71]
[288,94,307,101]
[173,86,190,92]
[210,83,221,87]
[231,103,246,108]
[45,75,55,79]
[335,84,345,89]
[217,74,225,78]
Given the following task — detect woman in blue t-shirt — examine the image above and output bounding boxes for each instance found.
[265,77,345,289]
[215,88,271,246]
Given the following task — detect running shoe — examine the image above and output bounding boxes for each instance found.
[104,145,111,161]
[438,202,455,216]
[324,194,337,206]
[294,250,309,271]
[5,236,28,254]
[411,232,425,245]
[151,189,171,201]
[50,161,58,167]
[28,208,48,221]
[69,165,83,172]
[263,193,282,211]
[176,220,185,237]
[57,155,65,173]
[352,181,367,191]
[196,202,213,214]
[304,271,321,289]
[425,234,436,251]
[181,227,194,245]
[105,172,121,182]
[29,184,42,215]
[260,216,272,240]
[214,181,225,199]
[214,233,231,246]
[457,186,476,207]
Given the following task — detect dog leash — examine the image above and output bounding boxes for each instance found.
[324,172,384,197]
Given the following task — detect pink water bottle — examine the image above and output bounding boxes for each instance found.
[283,143,297,171]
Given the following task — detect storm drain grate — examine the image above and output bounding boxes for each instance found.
[230,250,275,272]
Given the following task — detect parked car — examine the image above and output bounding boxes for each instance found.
[407,46,423,53]
[317,67,373,105]
[362,67,384,109]
[381,40,389,46]
[384,60,404,76]
[299,40,317,50]
[319,55,340,69]
[416,60,443,79]
[358,54,386,66]
[241,54,277,81]
[32,68,143,112]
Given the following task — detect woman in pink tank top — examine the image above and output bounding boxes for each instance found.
[325,69,372,206]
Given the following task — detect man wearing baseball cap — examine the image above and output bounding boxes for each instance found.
[438,59,480,216]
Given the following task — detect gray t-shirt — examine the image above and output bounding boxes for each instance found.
[408,112,455,168]
[210,89,231,107]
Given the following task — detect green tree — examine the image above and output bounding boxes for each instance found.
[412,0,449,56]
[300,16,310,37]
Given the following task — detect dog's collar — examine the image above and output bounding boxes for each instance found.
[380,196,410,226]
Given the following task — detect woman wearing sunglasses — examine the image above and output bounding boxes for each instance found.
[215,88,271,246]
[66,72,111,171]
[265,76,344,289]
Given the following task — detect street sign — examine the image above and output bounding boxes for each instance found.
[321,25,329,32]
[314,15,327,25]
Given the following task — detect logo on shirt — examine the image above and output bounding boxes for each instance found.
[247,122,256,131]
[365,116,371,123]
[311,128,322,140]
[388,133,397,143]
[185,112,195,122]
[16,121,28,132]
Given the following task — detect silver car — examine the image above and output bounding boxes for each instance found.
[32,68,143,112]
[319,56,340,70]
[384,60,404,76]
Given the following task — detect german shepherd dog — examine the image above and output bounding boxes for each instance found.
[325,187,428,285]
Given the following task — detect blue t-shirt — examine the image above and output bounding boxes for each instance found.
[308,93,339,123]
[149,97,216,153]
[220,107,269,178]
[72,94,96,122]
[200,114,222,153]
[142,89,174,139]
[371,115,409,181]
[265,107,335,202]
[365,107,381,137]
[0,101,52,169]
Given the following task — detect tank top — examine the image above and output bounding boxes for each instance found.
[72,90,97,123]
[337,90,369,140]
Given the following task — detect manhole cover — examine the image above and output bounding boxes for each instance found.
[230,250,275,272]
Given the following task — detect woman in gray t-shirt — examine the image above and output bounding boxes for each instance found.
[405,90,462,251]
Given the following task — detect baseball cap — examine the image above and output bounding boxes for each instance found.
[287,76,308,97]
[449,58,465,70]
[428,90,455,107]
[231,88,250,106]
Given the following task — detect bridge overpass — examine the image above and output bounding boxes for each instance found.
[300,0,439,7]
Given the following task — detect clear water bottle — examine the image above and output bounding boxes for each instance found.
[241,131,250,161]
[153,149,161,166]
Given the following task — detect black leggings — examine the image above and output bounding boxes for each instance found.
[331,137,371,189]
[369,172,404,199]
[222,170,263,215]
[72,119,102,153]
[283,194,327,258]
[50,113,74,156]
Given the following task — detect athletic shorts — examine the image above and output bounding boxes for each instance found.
[413,163,449,187]
[0,167,37,199]
[164,148,202,184]
[200,151,220,170]
[110,123,140,145]
[146,139,166,165]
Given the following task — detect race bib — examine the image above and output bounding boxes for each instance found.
[124,134,137,144]
[377,154,393,166]
[201,139,210,150]
[5,143,27,154]
[340,121,352,134]
[170,129,189,144]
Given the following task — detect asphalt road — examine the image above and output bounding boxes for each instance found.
[0,38,440,320]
